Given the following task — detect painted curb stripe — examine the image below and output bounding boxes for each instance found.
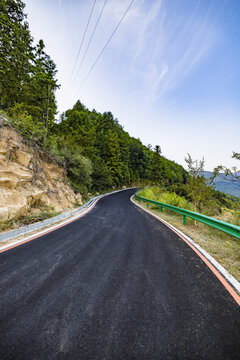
[0,188,134,254]
[0,195,104,253]
[0,187,136,253]
[131,195,240,307]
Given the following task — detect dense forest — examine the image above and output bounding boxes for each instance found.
[0,0,188,197]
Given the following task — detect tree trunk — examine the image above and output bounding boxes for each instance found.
[43,85,50,148]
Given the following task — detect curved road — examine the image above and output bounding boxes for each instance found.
[0,189,239,359]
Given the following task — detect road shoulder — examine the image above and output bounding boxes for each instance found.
[131,195,240,306]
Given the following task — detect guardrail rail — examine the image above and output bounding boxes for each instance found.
[135,193,240,239]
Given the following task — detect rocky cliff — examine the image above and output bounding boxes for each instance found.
[0,117,82,224]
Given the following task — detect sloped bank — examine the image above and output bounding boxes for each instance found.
[0,116,82,225]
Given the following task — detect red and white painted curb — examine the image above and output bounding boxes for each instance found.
[0,188,133,254]
[131,195,240,307]
[0,196,102,253]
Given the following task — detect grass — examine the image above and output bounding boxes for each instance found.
[0,211,60,232]
[134,198,240,282]
[73,202,82,208]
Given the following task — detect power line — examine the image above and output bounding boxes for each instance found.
[72,0,108,88]
[65,0,97,94]
[76,0,135,92]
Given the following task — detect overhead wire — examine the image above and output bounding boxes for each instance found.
[75,0,135,93]
[71,0,108,89]
[65,0,97,95]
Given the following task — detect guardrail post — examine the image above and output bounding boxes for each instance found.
[134,192,240,239]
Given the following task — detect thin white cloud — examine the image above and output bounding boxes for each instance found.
[24,0,239,171]
[97,0,219,102]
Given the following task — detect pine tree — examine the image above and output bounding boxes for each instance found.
[106,130,122,185]
[0,0,33,108]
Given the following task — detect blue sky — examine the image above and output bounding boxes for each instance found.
[24,0,240,171]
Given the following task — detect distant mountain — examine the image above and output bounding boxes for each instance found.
[204,171,240,197]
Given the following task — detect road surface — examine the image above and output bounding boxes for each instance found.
[0,189,239,359]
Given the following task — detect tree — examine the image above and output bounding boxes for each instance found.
[106,130,122,186]
[213,151,240,182]
[0,1,59,146]
[32,40,59,145]
[129,139,150,181]
[60,107,96,158]
[91,157,112,191]
[0,0,33,108]
[185,153,213,215]
[154,145,161,155]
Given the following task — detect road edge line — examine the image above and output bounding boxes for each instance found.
[0,196,100,253]
[0,188,132,253]
[131,195,240,306]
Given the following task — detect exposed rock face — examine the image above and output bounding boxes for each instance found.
[0,120,82,223]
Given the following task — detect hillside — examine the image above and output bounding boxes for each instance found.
[0,1,189,201]
[0,116,81,226]
[2,100,189,195]
[0,0,189,225]
[204,171,240,197]
[51,101,188,193]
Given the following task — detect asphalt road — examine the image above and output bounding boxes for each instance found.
[0,189,239,360]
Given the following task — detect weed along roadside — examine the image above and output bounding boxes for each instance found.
[134,188,240,283]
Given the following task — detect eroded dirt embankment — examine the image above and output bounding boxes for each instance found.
[0,118,82,224]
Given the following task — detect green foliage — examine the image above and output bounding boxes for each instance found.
[0,0,33,108]
[185,153,213,212]
[54,101,188,193]
[18,211,60,225]
[139,183,240,220]
[140,187,194,211]
[3,0,238,219]
[91,157,112,191]
[213,151,240,182]
[0,0,188,196]
[6,103,45,141]
[68,154,93,192]
[0,210,60,231]
[130,139,150,181]
[45,134,93,194]
[106,130,122,185]
[0,0,59,141]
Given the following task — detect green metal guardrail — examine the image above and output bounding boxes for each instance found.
[134,193,240,239]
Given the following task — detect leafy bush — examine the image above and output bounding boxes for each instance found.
[68,154,93,193]
[140,187,194,211]
[139,186,240,224]
[7,103,45,142]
